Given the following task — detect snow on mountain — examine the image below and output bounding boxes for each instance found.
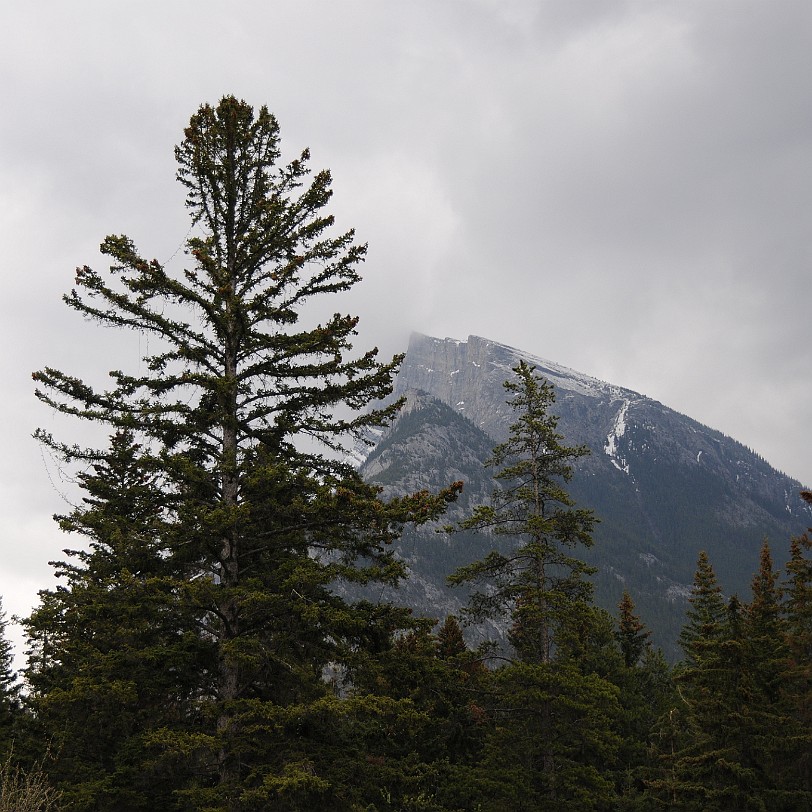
[353,332,812,660]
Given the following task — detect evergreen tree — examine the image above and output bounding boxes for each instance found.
[473,660,621,811]
[607,591,674,809]
[343,619,489,811]
[24,430,211,809]
[0,600,19,759]
[655,549,798,810]
[29,96,459,808]
[448,362,622,809]
[677,551,727,674]
[436,614,467,661]
[745,543,788,792]
[448,360,595,664]
[616,645,674,810]
[652,552,739,810]
[616,590,652,669]
[781,495,812,800]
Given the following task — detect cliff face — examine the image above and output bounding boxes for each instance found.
[390,333,636,442]
[358,333,812,660]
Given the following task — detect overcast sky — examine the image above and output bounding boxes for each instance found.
[1,1,810,655]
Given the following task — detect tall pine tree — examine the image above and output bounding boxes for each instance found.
[29,96,458,809]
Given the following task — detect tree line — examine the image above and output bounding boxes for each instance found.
[0,96,809,811]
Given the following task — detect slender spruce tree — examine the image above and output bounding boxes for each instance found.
[658,553,757,810]
[29,96,459,808]
[448,360,596,664]
[447,361,622,808]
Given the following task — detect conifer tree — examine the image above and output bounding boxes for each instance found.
[677,551,727,673]
[658,553,766,810]
[448,360,595,664]
[607,590,676,808]
[448,362,622,808]
[24,430,211,809]
[742,540,809,808]
[616,589,652,669]
[29,96,459,808]
[436,614,467,660]
[0,600,19,759]
[781,494,812,800]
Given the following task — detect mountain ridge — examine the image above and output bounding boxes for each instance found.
[356,332,811,659]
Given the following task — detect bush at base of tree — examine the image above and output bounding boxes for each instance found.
[0,751,62,812]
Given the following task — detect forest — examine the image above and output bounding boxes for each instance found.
[0,96,810,811]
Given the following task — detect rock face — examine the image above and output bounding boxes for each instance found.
[358,333,812,660]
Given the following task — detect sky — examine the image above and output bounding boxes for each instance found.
[0,1,810,659]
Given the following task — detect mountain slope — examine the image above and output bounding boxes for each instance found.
[359,333,811,659]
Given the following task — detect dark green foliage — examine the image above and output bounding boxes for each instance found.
[782,495,812,799]
[677,551,727,672]
[24,430,213,809]
[472,661,621,811]
[654,554,758,810]
[447,363,630,808]
[605,593,675,808]
[649,540,812,810]
[436,615,467,660]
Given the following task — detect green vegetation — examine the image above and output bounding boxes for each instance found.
[0,98,809,809]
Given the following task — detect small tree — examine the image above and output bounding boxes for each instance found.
[677,551,727,674]
[0,751,61,812]
[616,590,651,669]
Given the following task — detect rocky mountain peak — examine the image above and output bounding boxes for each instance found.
[355,332,812,660]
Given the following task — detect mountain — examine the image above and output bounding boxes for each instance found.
[357,333,812,660]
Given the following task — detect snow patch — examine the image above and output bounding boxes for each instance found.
[639,553,659,567]
[486,337,632,399]
[605,399,631,475]
[344,425,385,469]
[666,584,692,602]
